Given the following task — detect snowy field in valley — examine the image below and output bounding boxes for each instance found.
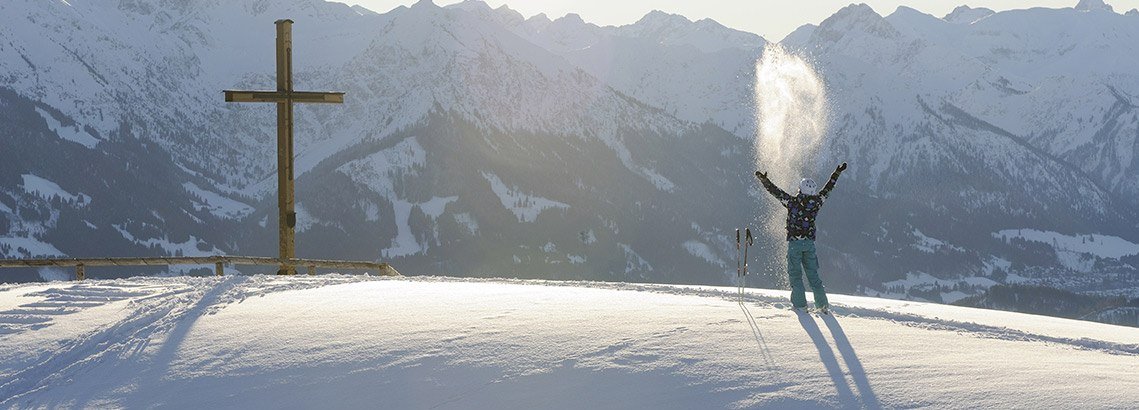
[1,275,1137,409]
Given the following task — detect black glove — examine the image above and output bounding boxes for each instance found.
[755,171,767,179]
[837,162,848,172]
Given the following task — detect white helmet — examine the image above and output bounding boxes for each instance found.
[799,178,818,195]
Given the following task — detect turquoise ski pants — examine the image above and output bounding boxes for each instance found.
[788,239,828,308]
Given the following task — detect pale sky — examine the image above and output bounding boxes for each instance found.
[337,0,1139,41]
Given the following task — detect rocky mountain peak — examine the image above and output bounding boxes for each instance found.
[410,0,437,10]
[494,4,524,26]
[620,9,764,52]
[815,3,898,41]
[554,13,586,26]
[634,10,691,27]
[349,4,377,16]
[1075,0,1114,12]
[944,5,996,24]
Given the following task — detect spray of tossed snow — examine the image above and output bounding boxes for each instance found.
[753,44,831,282]
[754,44,830,179]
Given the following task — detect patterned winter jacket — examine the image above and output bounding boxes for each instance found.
[757,167,843,241]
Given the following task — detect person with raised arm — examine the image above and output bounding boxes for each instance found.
[755,162,847,313]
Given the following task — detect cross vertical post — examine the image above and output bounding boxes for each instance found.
[275,19,296,275]
[224,20,345,275]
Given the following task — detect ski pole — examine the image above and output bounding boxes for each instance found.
[735,229,741,278]
[744,228,753,276]
[736,229,742,300]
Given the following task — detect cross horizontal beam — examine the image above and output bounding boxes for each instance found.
[224,90,345,104]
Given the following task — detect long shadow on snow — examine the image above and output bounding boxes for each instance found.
[796,311,863,408]
[110,275,253,407]
[103,275,372,407]
[0,282,194,405]
[9,275,373,407]
[0,283,150,337]
[821,315,880,409]
[738,300,775,366]
[34,276,253,408]
[553,281,1139,356]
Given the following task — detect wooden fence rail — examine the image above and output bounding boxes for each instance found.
[0,256,400,280]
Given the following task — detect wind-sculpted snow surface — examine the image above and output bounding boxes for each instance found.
[1,276,1137,408]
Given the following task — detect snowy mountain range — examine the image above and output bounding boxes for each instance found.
[1,0,1137,324]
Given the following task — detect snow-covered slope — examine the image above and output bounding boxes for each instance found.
[1,275,1136,408]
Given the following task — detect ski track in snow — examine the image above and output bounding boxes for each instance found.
[1,282,195,401]
[0,276,363,403]
[0,275,1136,408]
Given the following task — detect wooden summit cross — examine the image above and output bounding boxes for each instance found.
[224,19,344,275]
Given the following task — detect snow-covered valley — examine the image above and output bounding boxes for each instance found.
[1,275,1136,408]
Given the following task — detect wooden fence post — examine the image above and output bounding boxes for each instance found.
[76,264,85,281]
[307,264,315,275]
[215,262,224,276]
